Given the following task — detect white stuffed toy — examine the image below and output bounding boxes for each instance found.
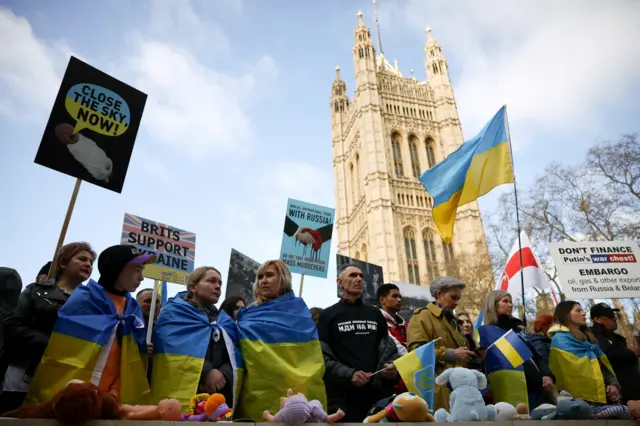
[433,367,495,422]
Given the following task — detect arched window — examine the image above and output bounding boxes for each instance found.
[408,135,421,178]
[422,230,439,281]
[425,137,436,168]
[404,228,420,284]
[362,244,368,262]
[442,240,455,262]
[391,133,404,177]
[349,163,356,204]
[355,153,362,198]
[355,250,361,260]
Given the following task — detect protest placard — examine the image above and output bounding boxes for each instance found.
[391,280,433,320]
[280,198,335,279]
[548,240,640,299]
[121,213,195,285]
[336,254,384,306]
[35,56,147,193]
[225,249,260,306]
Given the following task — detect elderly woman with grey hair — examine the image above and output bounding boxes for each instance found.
[406,276,477,412]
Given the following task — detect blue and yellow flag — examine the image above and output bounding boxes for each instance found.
[487,329,533,369]
[27,280,150,404]
[419,106,514,243]
[478,325,528,408]
[151,292,239,411]
[233,291,326,421]
[394,340,436,412]
[549,326,615,404]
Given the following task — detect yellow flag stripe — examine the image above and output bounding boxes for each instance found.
[495,337,525,368]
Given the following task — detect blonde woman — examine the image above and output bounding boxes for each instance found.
[478,290,545,409]
[252,259,293,305]
[233,260,326,421]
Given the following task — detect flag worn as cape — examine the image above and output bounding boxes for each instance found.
[27,280,150,404]
[549,326,615,404]
[232,291,326,421]
[478,324,528,408]
[151,292,239,412]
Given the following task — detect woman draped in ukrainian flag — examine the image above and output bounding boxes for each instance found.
[232,259,326,421]
[151,266,238,411]
[478,290,544,409]
[26,244,155,405]
[548,301,621,405]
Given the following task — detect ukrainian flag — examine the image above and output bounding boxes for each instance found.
[394,340,436,412]
[233,291,326,421]
[549,326,615,404]
[156,280,168,305]
[479,325,528,407]
[151,292,239,411]
[419,106,514,243]
[27,280,150,404]
[473,311,484,343]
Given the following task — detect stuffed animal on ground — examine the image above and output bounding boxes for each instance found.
[120,398,182,420]
[363,392,435,423]
[181,393,232,421]
[493,402,531,421]
[263,388,344,423]
[628,401,640,419]
[433,368,495,422]
[531,397,593,420]
[594,405,632,419]
[0,380,121,426]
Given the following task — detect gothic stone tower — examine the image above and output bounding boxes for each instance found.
[330,11,491,286]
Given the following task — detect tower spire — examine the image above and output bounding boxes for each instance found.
[372,0,384,56]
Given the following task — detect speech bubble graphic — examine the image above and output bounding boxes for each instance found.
[65,83,131,136]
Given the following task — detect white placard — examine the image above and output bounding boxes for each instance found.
[548,240,640,299]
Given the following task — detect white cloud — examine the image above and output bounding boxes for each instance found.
[382,0,640,140]
[0,8,67,121]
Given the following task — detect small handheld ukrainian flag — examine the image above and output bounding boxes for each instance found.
[420,106,514,243]
[394,339,437,412]
[487,329,533,369]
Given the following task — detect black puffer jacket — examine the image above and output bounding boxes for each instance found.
[0,268,22,382]
[527,333,553,379]
[4,279,70,378]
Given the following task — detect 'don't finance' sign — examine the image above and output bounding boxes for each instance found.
[548,240,640,299]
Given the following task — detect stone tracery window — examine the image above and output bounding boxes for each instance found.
[425,137,436,168]
[391,133,404,177]
[409,135,421,178]
[422,230,439,281]
[404,227,420,284]
[362,244,368,262]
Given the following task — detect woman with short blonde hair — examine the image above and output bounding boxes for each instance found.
[253,260,292,305]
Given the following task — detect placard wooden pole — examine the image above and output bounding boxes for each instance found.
[146,280,160,344]
[299,274,305,297]
[47,178,82,280]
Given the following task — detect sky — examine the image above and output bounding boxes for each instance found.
[1,0,639,309]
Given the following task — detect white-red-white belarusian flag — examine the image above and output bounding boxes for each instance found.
[497,231,549,298]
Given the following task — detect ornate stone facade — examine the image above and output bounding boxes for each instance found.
[330,12,491,286]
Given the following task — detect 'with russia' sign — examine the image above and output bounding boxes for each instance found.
[279,198,334,278]
[121,213,196,285]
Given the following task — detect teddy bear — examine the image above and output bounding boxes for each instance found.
[433,367,495,422]
[263,388,344,423]
[0,380,121,426]
[628,400,640,419]
[364,392,435,423]
[120,398,182,420]
[493,402,531,420]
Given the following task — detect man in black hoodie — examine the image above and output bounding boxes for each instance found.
[590,303,640,403]
[317,264,399,422]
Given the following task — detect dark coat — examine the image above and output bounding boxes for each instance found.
[527,333,554,379]
[4,279,69,378]
[321,335,399,414]
[0,268,22,382]
[591,323,640,402]
[185,299,233,406]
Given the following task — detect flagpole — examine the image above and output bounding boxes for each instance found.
[504,105,526,321]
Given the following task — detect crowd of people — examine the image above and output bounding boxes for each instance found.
[0,241,639,422]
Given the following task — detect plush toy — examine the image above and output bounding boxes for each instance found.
[628,400,640,419]
[120,398,182,420]
[0,380,121,426]
[531,398,593,420]
[181,393,232,421]
[263,388,344,423]
[492,402,530,421]
[433,368,495,422]
[594,405,632,419]
[363,392,435,423]
[515,403,531,420]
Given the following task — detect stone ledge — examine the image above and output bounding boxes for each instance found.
[0,421,638,426]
